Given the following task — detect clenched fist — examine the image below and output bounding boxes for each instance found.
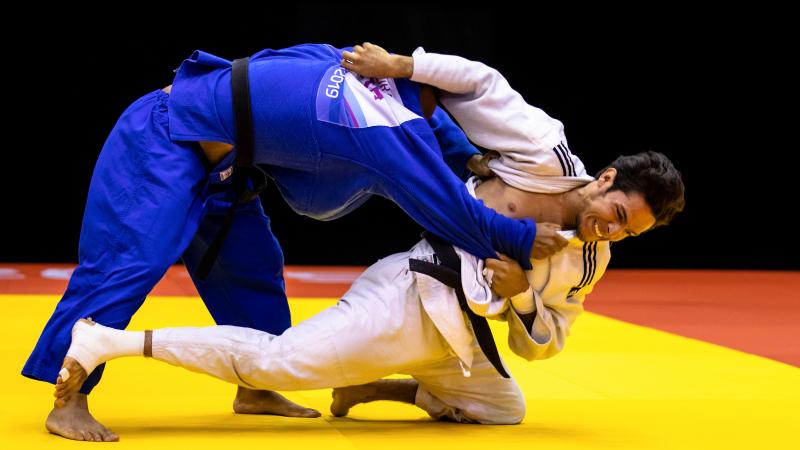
[485,254,529,298]
[531,222,568,259]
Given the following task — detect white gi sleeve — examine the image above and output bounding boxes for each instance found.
[505,288,587,361]
[409,48,566,171]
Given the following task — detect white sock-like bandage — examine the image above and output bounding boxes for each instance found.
[65,321,144,375]
[509,286,535,314]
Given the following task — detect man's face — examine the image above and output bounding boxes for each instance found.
[576,188,656,242]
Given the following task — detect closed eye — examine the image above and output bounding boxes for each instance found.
[616,204,636,237]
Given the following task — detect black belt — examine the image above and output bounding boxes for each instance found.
[194,57,269,281]
[409,232,510,378]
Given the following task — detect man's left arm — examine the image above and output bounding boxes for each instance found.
[505,288,586,361]
[486,247,610,361]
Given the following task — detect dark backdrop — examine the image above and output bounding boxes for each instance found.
[3,7,795,269]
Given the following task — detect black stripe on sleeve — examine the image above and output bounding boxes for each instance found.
[553,146,568,176]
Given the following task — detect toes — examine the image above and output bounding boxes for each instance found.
[283,407,321,418]
[104,431,120,442]
[304,408,322,418]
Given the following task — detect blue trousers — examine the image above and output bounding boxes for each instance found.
[22,90,291,394]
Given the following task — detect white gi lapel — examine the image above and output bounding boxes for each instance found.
[413,244,476,371]
[456,248,510,318]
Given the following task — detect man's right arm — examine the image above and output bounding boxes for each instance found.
[343,43,565,159]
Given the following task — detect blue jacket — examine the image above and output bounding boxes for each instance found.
[167,44,536,268]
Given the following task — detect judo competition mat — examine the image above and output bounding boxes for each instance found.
[1,264,797,449]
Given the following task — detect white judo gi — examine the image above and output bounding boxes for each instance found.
[150,50,612,424]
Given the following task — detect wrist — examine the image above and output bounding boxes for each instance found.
[391,55,414,78]
[510,285,534,314]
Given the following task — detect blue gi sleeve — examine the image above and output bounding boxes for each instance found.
[247,44,536,268]
[369,120,536,269]
[428,107,480,181]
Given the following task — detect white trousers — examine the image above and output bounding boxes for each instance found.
[152,251,526,424]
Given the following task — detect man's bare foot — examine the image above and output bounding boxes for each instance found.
[233,387,320,418]
[45,393,119,442]
[331,379,419,417]
[330,383,379,417]
[54,319,97,408]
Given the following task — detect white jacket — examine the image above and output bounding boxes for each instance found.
[413,179,610,373]
[408,50,611,373]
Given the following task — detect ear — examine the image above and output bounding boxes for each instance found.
[596,167,617,191]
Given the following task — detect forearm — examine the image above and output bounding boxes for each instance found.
[380,128,535,268]
[386,167,536,268]
[506,292,584,361]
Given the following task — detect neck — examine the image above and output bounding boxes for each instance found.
[475,177,587,230]
[560,186,587,230]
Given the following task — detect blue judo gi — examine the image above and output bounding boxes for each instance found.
[23,44,536,393]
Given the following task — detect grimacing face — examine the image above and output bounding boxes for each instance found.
[575,188,656,242]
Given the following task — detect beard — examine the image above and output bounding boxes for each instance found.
[574,213,602,242]
[574,213,589,241]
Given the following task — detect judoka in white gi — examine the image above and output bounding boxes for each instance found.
[55,44,684,426]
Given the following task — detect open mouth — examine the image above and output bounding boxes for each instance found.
[593,219,605,239]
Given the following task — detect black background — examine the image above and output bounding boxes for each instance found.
[2,6,795,269]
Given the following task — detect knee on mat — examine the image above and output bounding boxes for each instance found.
[477,402,525,425]
[497,400,526,425]
[466,392,526,425]
[433,396,526,425]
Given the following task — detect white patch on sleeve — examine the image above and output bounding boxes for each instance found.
[316,65,420,128]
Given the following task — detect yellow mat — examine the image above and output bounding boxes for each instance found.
[2,294,797,449]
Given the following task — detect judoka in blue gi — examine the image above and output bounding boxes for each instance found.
[22,44,567,442]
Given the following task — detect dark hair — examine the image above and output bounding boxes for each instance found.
[596,151,685,227]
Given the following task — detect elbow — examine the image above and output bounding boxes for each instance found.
[514,340,565,361]
[473,65,502,95]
